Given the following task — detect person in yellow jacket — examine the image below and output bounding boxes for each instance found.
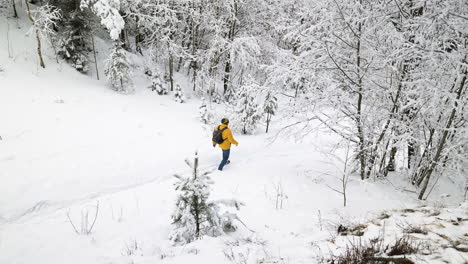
[213,118,239,171]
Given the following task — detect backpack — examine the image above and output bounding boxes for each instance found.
[212,126,228,144]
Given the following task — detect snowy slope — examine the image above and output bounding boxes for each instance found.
[1,7,467,264]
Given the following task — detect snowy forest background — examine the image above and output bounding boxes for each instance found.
[5,0,466,200]
[0,0,468,263]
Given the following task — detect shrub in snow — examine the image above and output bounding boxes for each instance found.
[170,153,242,245]
[173,84,185,103]
[104,42,133,93]
[236,87,263,135]
[210,92,222,104]
[144,67,152,77]
[149,74,168,95]
[66,201,99,235]
[199,97,213,124]
[56,11,91,73]
[263,91,278,133]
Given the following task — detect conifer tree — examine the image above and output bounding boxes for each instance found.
[170,153,220,244]
[236,87,263,135]
[170,152,243,244]
[263,91,278,133]
[173,84,185,103]
[104,42,133,93]
[149,73,167,95]
[56,11,91,73]
[199,97,212,124]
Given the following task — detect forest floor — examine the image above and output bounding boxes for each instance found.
[0,8,467,264]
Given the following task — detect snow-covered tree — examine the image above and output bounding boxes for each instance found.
[235,85,263,134]
[263,91,278,133]
[104,42,133,93]
[26,2,62,68]
[80,0,124,40]
[199,97,212,124]
[173,84,185,103]
[170,152,242,244]
[149,73,167,95]
[56,11,91,73]
[126,0,181,91]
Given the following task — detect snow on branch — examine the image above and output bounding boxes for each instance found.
[29,4,62,39]
[80,0,124,40]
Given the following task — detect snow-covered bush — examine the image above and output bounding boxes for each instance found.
[263,91,278,133]
[149,74,168,95]
[235,86,263,135]
[170,153,242,245]
[173,84,185,103]
[104,42,133,93]
[199,97,213,124]
[210,91,222,104]
[56,11,90,73]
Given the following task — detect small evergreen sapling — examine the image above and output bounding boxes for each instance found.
[263,92,278,133]
[104,42,133,93]
[199,97,212,124]
[174,84,185,103]
[149,74,168,95]
[170,153,243,244]
[236,88,263,134]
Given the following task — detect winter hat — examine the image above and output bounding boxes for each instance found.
[221,118,229,124]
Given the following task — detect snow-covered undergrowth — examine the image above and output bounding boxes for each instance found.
[0,8,467,264]
[315,203,468,263]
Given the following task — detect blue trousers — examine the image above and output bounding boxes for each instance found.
[218,149,230,171]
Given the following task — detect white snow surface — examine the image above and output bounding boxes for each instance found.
[1,9,467,264]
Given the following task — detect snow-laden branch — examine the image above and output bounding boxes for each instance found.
[80,0,124,40]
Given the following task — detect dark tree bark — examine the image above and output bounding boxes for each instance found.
[25,0,45,68]
[12,0,18,18]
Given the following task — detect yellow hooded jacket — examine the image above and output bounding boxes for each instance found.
[213,124,238,150]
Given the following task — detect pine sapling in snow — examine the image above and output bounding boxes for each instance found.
[174,84,185,103]
[236,88,263,134]
[199,97,212,124]
[149,74,168,95]
[263,92,278,133]
[104,42,133,93]
[170,153,243,245]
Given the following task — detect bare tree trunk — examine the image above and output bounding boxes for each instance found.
[25,0,45,68]
[266,113,271,133]
[417,64,467,200]
[365,75,403,179]
[223,54,231,95]
[355,15,366,180]
[92,35,99,80]
[168,53,174,91]
[223,11,236,97]
[12,0,18,18]
[7,20,12,58]
[134,16,143,56]
[192,66,197,91]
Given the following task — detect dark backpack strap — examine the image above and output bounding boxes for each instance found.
[218,126,229,141]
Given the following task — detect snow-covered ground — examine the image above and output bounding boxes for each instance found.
[1,9,467,264]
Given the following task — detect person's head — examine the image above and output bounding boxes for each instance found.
[221,118,229,125]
